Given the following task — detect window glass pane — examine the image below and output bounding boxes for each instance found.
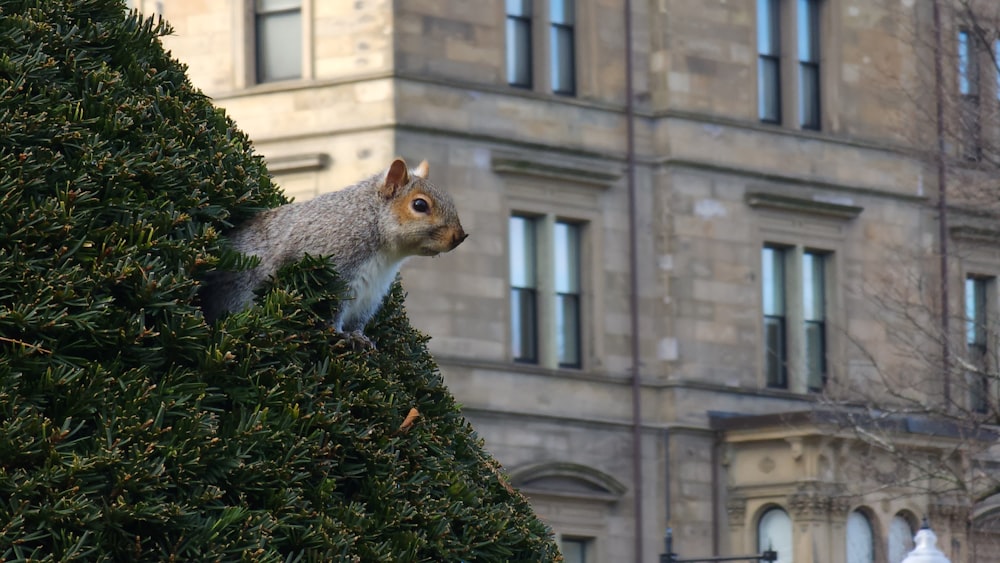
[958,30,975,95]
[805,321,825,390]
[765,317,787,388]
[507,18,533,87]
[799,63,820,129]
[966,277,986,345]
[561,538,586,563]
[888,516,914,563]
[757,0,779,55]
[758,57,780,122]
[511,288,537,362]
[551,26,575,95]
[556,294,580,367]
[996,40,1000,100]
[797,0,819,62]
[506,0,532,17]
[257,0,300,12]
[847,511,875,563]
[256,11,302,83]
[757,508,792,563]
[762,247,785,315]
[509,216,537,288]
[554,222,580,293]
[550,0,574,25]
[802,252,825,321]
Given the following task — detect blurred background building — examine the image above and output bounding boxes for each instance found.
[134,0,1000,561]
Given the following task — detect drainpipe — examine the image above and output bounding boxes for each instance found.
[624,0,644,560]
[931,0,951,406]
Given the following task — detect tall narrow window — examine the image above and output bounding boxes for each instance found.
[762,246,788,388]
[560,537,591,563]
[797,0,821,129]
[757,0,781,123]
[803,251,826,391]
[254,0,302,83]
[554,222,581,367]
[757,508,792,563]
[966,276,989,413]
[550,0,575,95]
[996,40,1000,101]
[847,511,875,563]
[510,216,538,363]
[887,515,915,563]
[958,30,979,96]
[506,0,533,88]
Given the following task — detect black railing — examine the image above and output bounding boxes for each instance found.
[659,528,778,563]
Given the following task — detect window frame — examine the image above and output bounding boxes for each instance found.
[504,0,579,97]
[846,509,875,563]
[759,239,837,394]
[506,0,534,89]
[253,0,304,84]
[755,0,826,130]
[756,506,793,561]
[559,535,593,563]
[796,0,821,130]
[965,274,994,414]
[507,211,590,371]
[757,0,782,124]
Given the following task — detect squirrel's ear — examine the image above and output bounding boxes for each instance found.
[412,160,430,179]
[381,159,410,199]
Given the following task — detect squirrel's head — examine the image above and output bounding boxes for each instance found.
[379,158,468,257]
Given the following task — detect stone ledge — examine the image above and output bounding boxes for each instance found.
[745,192,864,220]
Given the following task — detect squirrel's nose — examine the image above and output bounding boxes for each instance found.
[451,230,468,250]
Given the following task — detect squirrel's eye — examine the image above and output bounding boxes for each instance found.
[412,198,429,213]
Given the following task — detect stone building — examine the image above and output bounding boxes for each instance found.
[139,0,1000,561]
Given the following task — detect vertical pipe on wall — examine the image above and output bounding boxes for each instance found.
[624,0,644,560]
[931,0,951,406]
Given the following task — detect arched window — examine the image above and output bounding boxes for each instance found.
[757,507,793,563]
[847,510,875,563]
[887,514,915,563]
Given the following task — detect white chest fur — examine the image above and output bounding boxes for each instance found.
[338,252,407,331]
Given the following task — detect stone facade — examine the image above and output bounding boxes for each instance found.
[147,0,1000,561]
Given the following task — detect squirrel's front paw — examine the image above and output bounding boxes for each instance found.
[336,329,376,351]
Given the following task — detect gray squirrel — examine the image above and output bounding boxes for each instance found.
[202,158,468,347]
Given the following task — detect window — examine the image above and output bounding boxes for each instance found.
[797,0,821,129]
[757,0,781,123]
[510,216,538,362]
[762,246,788,388]
[762,245,829,392]
[506,0,576,95]
[560,537,591,563]
[966,275,991,413]
[996,39,1000,101]
[846,510,875,563]
[506,0,533,88]
[887,514,915,563]
[550,0,575,95]
[803,251,826,391]
[958,30,978,96]
[254,0,302,84]
[509,215,583,368]
[757,0,823,129]
[757,507,792,563]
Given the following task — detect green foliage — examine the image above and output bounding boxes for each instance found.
[0,0,560,560]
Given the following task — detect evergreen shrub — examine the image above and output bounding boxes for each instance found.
[0,0,560,560]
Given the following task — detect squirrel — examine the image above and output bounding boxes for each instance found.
[201,158,468,347]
